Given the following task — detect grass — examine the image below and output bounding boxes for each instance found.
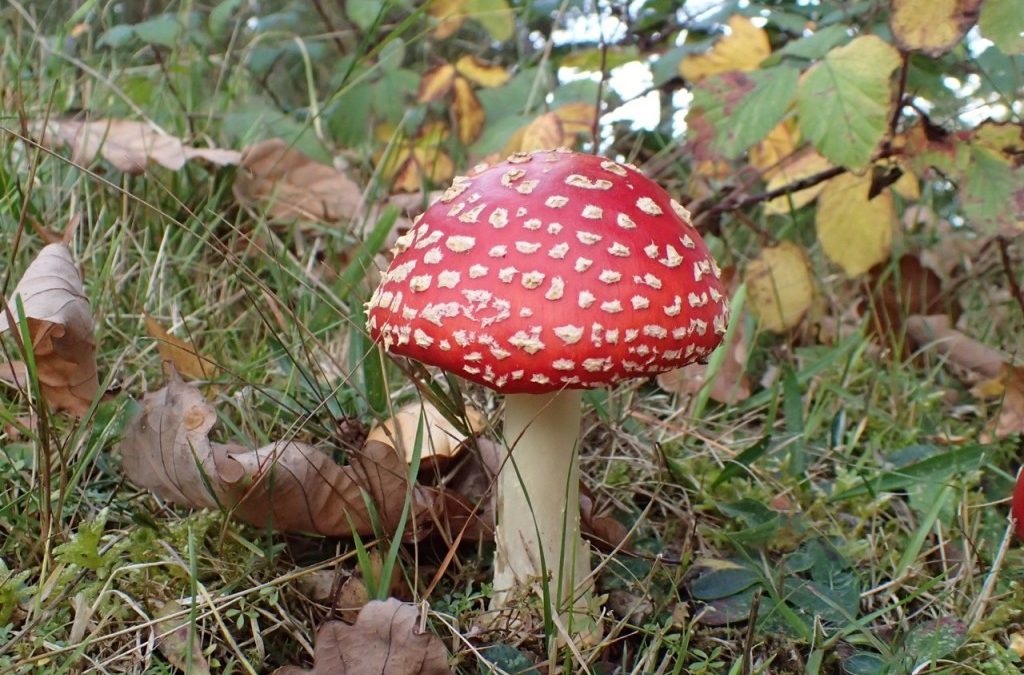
[2,1,1024,673]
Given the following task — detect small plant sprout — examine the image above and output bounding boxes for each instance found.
[367,149,729,636]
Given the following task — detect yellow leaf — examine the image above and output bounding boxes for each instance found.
[412,146,455,185]
[392,157,423,192]
[751,121,799,175]
[454,55,510,88]
[553,102,598,137]
[745,241,815,332]
[452,76,485,144]
[892,166,920,200]
[764,150,831,214]
[144,315,219,380]
[816,172,897,277]
[679,16,771,82]
[428,0,465,39]
[519,112,564,153]
[417,63,457,103]
[890,0,981,57]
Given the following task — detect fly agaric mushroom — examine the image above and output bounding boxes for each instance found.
[366,149,729,631]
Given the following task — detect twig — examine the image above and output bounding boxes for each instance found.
[741,588,762,675]
[995,236,1024,319]
[888,52,910,139]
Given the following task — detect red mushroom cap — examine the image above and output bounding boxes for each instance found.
[1013,465,1024,539]
[366,149,729,394]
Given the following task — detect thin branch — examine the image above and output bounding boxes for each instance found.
[995,236,1024,319]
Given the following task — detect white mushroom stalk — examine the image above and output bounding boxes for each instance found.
[492,390,592,629]
[366,150,730,639]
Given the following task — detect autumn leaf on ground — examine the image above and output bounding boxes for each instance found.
[0,243,98,416]
[366,401,485,466]
[890,0,981,56]
[816,171,897,276]
[34,117,240,174]
[144,314,219,380]
[233,138,363,222]
[119,373,436,537]
[745,242,815,332]
[154,601,211,675]
[679,15,771,82]
[797,36,901,169]
[273,599,451,675]
[658,268,750,404]
[906,315,1024,438]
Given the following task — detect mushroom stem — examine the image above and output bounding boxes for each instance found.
[493,390,593,631]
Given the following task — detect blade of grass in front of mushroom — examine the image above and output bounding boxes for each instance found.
[335,205,399,301]
[692,282,747,419]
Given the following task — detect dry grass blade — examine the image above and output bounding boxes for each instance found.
[34,117,240,174]
[0,243,98,416]
[233,138,363,223]
[119,374,434,536]
[273,598,451,675]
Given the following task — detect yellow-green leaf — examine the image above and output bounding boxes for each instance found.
[816,172,897,276]
[679,16,770,82]
[464,0,513,41]
[454,55,511,88]
[797,35,901,169]
[890,0,981,56]
[745,241,815,332]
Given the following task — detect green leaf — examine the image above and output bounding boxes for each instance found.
[979,0,1024,55]
[693,66,799,160]
[797,35,901,169]
[480,644,540,675]
[843,653,888,675]
[54,509,108,571]
[132,15,183,47]
[209,0,246,36]
[465,0,514,41]
[224,103,330,163]
[902,617,967,667]
[560,46,640,71]
[347,0,384,31]
[775,24,850,61]
[960,146,1024,233]
[96,24,135,48]
[689,566,761,600]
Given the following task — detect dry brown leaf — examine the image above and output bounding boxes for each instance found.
[154,600,211,675]
[144,314,219,380]
[35,118,240,174]
[451,77,485,145]
[453,55,510,88]
[906,315,1024,438]
[366,401,485,466]
[273,599,451,675]
[119,374,435,537]
[233,139,363,222]
[658,268,749,403]
[0,244,98,416]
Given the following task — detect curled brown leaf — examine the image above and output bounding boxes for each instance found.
[0,243,98,416]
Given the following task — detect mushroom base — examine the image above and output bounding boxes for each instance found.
[492,390,596,637]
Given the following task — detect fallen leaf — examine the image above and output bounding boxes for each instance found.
[144,314,219,380]
[451,77,485,145]
[863,254,957,357]
[658,267,750,403]
[580,489,629,550]
[890,0,981,57]
[453,55,510,88]
[0,243,99,416]
[816,171,897,277]
[35,117,240,174]
[233,139,363,223]
[366,401,485,466]
[745,242,815,332]
[120,373,435,537]
[154,600,211,675]
[679,16,770,82]
[417,64,457,103]
[273,598,451,675]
